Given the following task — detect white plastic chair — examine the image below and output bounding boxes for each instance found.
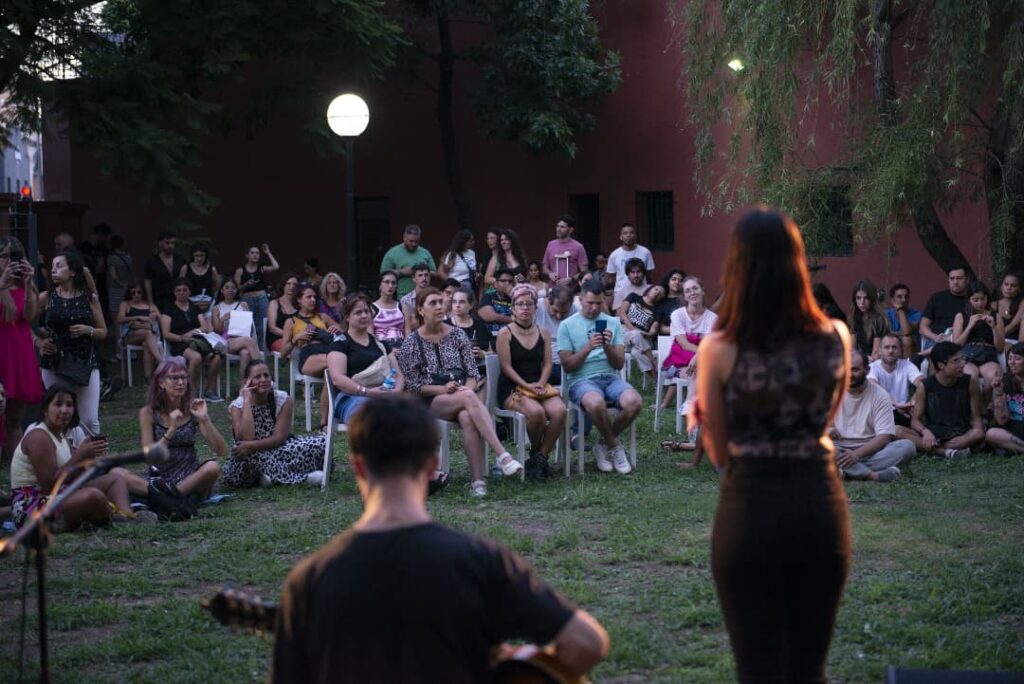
[653,335,690,434]
[560,366,637,476]
[289,353,324,432]
[483,353,527,480]
[121,326,165,387]
[223,321,263,398]
[320,370,350,492]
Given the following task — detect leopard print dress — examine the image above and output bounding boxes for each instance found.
[220,390,325,487]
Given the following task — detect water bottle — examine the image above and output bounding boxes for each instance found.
[381,368,397,391]
[490,463,503,480]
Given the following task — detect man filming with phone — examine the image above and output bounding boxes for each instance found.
[557,279,642,474]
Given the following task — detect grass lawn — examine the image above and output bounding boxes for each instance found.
[1,375,1023,683]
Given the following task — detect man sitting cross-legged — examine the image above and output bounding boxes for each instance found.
[557,279,643,474]
[270,395,609,683]
[987,341,1024,455]
[899,341,985,458]
[868,333,925,428]
[832,350,915,482]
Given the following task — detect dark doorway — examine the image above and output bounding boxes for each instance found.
[354,197,391,293]
[568,193,600,260]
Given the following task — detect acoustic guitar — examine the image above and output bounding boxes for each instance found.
[201,587,590,684]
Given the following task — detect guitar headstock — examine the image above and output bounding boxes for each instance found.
[201,586,278,635]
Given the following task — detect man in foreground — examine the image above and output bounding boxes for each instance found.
[270,396,609,683]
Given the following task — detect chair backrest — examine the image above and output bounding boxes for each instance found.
[484,353,500,413]
[657,334,675,361]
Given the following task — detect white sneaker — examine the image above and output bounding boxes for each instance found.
[612,444,632,474]
[497,452,524,476]
[944,447,970,459]
[594,442,613,472]
[306,471,325,486]
[470,479,488,497]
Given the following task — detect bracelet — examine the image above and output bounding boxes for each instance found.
[359,385,367,396]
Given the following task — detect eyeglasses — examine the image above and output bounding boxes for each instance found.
[513,301,536,309]
[165,375,188,383]
[496,278,514,284]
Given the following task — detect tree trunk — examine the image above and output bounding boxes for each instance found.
[871,0,976,277]
[984,63,1024,277]
[435,11,474,233]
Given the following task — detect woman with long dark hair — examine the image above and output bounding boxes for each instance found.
[0,236,43,458]
[234,243,279,348]
[849,279,889,361]
[484,229,528,287]
[371,270,405,348]
[694,207,851,683]
[38,250,107,436]
[992,272,1022,346]
[266,273,299,354]
[953,280,1004,397]
[438,229,478,288]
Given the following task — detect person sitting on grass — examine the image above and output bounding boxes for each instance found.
[868,333,924,429]
[136,357,225,499]
[899,341,985,458]
[496,284,566,480]
[221,360,327,488]
[832,350,915,482]
[11,384,155,529]
[987,342,1024,455]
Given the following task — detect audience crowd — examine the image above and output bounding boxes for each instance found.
[0,218,1022,528]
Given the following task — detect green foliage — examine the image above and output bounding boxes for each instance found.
[671,0,1024,270]
[1,0,404,215]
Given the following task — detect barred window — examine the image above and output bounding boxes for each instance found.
[636,191,675,251]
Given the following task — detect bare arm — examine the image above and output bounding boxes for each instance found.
[694,333,735,469]
[484,255,498,287]
[478,304,512,325]
[144,279,155,305]
[547,610,610,677]
[992,384,1009,426]
[968,376,984,433]
[230,393,257,441]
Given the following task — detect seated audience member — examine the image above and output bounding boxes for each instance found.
[952,280,1004,396]
[832,350,915,482]
[446,287,492,395]
[849,279,889,361]
[988,342,1024,454]
[496,285,567,480]
[266,273,299,354]
[655,268,686,335]
[902,342,985,457]
[211,278,262,380]
[557,279,643,474]
[282,283,341,424]
[221,361,326,488]
[920,265,969,352]
[327,293,405,425]
[318,272,346,324]
[662,276,718,416]
[160,278,223,402]
[478,266,515,336]
[117,279,164,381]
[618,283,665,381]
[400,263,434,336]
[396,287,523,497]
[441,278,462,317]
[885,283,922,358]
[11,384,152,530]
[869,334,924,427]
[137,357,225,498]
[992,272,1022,347]
[534,283,579,382]
[371,270,405,349]
[611,257,648,310]
[269,395,609,683]
[302,258,322,290]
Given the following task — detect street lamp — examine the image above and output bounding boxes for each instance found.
[327,93,370,290]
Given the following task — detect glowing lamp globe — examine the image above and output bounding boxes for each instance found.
[326,94,370,137]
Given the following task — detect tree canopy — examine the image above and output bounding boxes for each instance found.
[1,0,404,214]
[674,0,1024,277]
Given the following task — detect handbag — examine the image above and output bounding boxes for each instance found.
[350,337,392,388]
[56,352,93,386]
[296,315,335,346]
[415,332,467,386]
[515,383,559,400]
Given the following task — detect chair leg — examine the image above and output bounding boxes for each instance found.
[126,349,133,388]
[304,381,313,432]
[439,422,450,474]
[516,415,527,482]
[629,421,637,468]
[654,380,662,432]
[675,381,684,434]
[576,406,585,475]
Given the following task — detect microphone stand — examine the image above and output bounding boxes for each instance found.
[0,462,103,684]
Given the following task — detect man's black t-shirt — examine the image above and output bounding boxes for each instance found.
[144,253,186,311]
[328,334,384,377]
[271,522,575,684]
[922,290,967,333]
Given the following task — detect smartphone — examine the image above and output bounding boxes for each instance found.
[8,246,24,262]
[594,319,607,334]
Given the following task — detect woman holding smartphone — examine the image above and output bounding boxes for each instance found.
[0,236,43,457]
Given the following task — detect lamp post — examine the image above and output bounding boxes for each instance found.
[327,93,370,290]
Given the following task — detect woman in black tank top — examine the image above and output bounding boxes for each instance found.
[695,208,852,684]
[116,279,163,379]
[178,243,220,305]
[992,272,1022,344]
[233,244,280,350]
[495,284,565,478]
[953,280,1005,400]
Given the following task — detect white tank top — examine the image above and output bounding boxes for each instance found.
[10,423,73,489]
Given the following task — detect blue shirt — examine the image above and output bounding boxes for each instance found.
[556,312,622,384]
[885,307,921,334]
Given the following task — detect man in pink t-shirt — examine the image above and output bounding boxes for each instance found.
[542,215,589,283]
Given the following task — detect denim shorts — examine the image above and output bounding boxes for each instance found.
[334,393,369,424]
[568,373,633,406]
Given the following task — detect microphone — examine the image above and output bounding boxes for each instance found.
[88,443,171,472]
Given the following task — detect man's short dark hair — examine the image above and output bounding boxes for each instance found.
[851,348,869,367]
[947,264,968,277]
[495,266,516,280]
[889,283,910,298]
[348,396,438,477]
[549,283,574,305]
[625,257,646,274]
[444,278,461,290]
[581,277,604,298]
[931,341,961,370]
[881,332,902,346]
[158,229,176,241]
[404,224,422,236]
[412,262,431,275]
[557,214,576,228]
